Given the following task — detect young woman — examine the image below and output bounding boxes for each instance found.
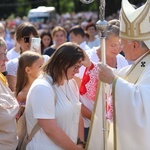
[6,22,39,91]
[15,51,44,120]
[6,22,49,91]
[25,42,91,150]
[16,51,44,105]
[85,23,100,48]
[40,30,53,54]
[44,26,67,57]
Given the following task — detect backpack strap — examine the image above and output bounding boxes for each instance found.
[27,122,41,142]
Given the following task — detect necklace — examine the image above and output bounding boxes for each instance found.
[60,85,70,101]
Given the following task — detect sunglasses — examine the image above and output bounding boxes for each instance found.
[23,36,31,43]
[23,36,39,43]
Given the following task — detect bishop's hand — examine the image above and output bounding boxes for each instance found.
[98,62,115,84]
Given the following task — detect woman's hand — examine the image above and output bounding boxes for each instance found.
[31,46,41,54]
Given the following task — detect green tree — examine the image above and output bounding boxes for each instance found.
[0,0,147,19]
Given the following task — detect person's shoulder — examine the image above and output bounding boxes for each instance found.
[69,78,79,90]
[44,46,55,56]
[28,75,55,97]
[17,90,27,104]
[93,37,100,42]
[116,53,125,58]
[31,75,53,89]
[117,54,129,61]
[80,42,91,51]
[7,57,18,65]
[7,49,20,60]
[6,57,19,70]
[7,48,14,54]
[116,54,128,62]
[42,54,50,62]
[44,46,55,51]
[116,54,130,70]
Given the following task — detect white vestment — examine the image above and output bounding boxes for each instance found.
[87,52,150,150]
[113,56,150,150]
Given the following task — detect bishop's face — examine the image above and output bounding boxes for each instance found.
[120,38,136,61]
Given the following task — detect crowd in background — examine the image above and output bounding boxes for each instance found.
[0,10,122,149]
[0,11,120,52]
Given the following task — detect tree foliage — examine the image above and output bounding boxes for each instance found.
[0,0,147,19]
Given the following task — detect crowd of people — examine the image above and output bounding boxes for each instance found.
[0,0,150,149]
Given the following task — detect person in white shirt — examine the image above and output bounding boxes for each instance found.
[7,41,20,60]
[85,23,100,49]
[6,22,49,91]
[25,42,91,150]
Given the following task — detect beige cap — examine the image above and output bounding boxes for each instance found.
[120,0,150,49]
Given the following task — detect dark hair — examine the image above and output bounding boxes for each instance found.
[15,22,39,42]
[84,31,90,39]
[85,22,97,31]
[69,25,85,38]
[43,42,85,84]
[15,51,42,97]
[40,30,53,54]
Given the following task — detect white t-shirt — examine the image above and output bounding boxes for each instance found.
[7,48,20,60]
[116,54,129,70]
[25,75,81,150]
[6,57,18,76]
[87,37,100,49]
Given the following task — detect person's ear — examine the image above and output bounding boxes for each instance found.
[25,66,31,74]
[133,41,140,48]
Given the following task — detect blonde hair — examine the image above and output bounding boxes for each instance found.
[0,37,7,50]
[51,26,67,38]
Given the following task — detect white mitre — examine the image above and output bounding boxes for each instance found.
[120,0,150,49]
